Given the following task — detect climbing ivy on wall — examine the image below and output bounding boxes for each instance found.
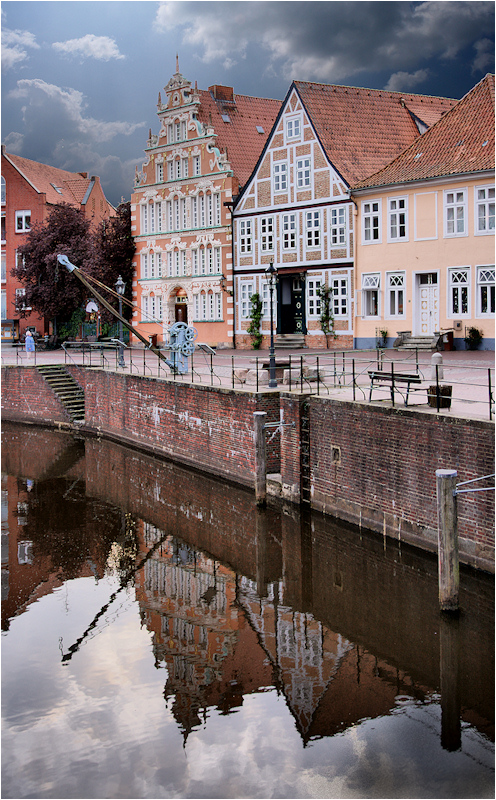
[247,293,263,349]
[317,284,337,348]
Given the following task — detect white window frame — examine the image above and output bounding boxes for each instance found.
[385,271,406,319]
[273,162,288,193]
[296,157,311,189]
[307,279,321,318]
[240,281,254,319]
[15,210,31,233]
[332,277,349,317]
[15,287,31,311]
[239,219,252,255]
[1,289,6,320]
[305,211,320,249]
[282,213,297,250]
[193,155,201,176]
[260,216,274,252]
[444,188,467,238]
[156,163,164,183]
[362,200,381,244]
[387,197,408,242]
[475,185,495,235]
[1,253,6,282]
[361,273,380,318]
[330,207,346,246]
[286,115,302,142]
[476,265,495,317]
[447,267,470,318]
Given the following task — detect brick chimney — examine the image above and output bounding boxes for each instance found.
[209,85,235,104]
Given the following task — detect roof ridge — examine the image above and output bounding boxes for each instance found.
[292,79,456,102]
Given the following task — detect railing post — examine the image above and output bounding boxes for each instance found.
[436,363,440,412]
[352,359,356,401]
[254,411,267,507]
[232,355,235,389]
[256,357,259,393]
[436,469,459,612]
[316,356,320,396]
[391,360,395,407]
[489,368,492,421]
[289,355,292,391]
[300,355,303,392]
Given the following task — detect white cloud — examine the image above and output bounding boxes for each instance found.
[385,69,429,92]
[1,27,39,70]
[3,131,24,153]
[52,34,124,61]
[472,38,494,74]
[9,79,142,142]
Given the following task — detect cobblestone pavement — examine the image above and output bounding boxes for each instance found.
[3,343,494,421]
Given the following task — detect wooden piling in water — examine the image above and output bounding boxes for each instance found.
[436,469,459,611]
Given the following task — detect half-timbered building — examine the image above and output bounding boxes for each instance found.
[232,82,456,349]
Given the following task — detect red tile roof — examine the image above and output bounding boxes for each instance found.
[293,81,458,185]
[4,152,93,206]
[197,89,281,187]
[353,74,495,190]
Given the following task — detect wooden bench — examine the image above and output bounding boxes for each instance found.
[368,370,422,406]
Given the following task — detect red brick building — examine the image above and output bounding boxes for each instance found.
[1,147,115,342]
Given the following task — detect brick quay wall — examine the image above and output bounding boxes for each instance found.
[2,365,493,572]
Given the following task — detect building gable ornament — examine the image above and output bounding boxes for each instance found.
[190,178,215,193]
[166,147,189,161]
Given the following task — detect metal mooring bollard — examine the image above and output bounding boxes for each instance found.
[431,352,444,380]
[436,469,459,612]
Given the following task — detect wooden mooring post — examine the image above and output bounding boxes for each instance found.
[254,411,267,507]
[436,469,459,612]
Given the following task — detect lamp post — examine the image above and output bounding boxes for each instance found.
[265,261,277,388]
[115,275,126,368]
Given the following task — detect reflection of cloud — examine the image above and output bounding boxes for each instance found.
[385,69,429,92]
[2,27,39,70]
[52,34,125,61]
[154,1,494,82]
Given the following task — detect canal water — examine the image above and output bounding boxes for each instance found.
[2,423,494,799]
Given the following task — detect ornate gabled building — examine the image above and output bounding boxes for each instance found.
[232,81,456,349]
[130,60,280,348]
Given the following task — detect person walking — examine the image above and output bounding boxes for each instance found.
[24,330,35,361]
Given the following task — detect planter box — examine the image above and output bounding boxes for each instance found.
[427,385,452,408]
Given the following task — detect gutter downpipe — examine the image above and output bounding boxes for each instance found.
[224,199,236,349]
[348,188,359,349]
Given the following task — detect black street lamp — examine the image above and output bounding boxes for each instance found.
[265,261,277,388]
[115,275,126,368]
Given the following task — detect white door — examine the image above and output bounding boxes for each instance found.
[417,273,439,336]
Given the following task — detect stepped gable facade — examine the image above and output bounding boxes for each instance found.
[232,81,456,349]
[352,74,495,350]
[1,147,115,342]
[130,61,281,348]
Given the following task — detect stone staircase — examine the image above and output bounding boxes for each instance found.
[37,365,85,423]
[396,335,438,351]
[275,333,306,349]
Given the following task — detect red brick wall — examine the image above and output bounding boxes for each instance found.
[68,367,281,484]
[1,366,72,426]
[283,396,494,571]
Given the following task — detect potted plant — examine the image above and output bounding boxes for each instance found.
[376,328,388,348]
[464,327,483,350]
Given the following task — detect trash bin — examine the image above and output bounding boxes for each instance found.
[443,331,454,351]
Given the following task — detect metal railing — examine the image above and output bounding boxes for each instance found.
[3,343,494,420]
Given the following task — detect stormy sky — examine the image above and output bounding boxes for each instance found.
[2,1,494,207]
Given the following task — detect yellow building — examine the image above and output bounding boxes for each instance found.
[352,74,494,351]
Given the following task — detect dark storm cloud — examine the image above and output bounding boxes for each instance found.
[155,0,495,86]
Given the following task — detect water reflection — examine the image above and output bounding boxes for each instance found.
[2,423,494,799]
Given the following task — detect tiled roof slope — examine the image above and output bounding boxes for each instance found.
[5,152,93,206]
[293,81,457,186]
[197,89,281,187]
[353,74,495,190]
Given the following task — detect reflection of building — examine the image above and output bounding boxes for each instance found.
[1,147,115,342]
[130,60,280,348]
[135,522,273,740]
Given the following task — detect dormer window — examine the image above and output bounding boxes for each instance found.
[50,183,63,194]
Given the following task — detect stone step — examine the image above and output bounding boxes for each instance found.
[37,365,85,422]
[275,334,306,350]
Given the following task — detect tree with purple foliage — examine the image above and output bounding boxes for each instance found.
[12,203,93,334]
[89,201,135,324]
